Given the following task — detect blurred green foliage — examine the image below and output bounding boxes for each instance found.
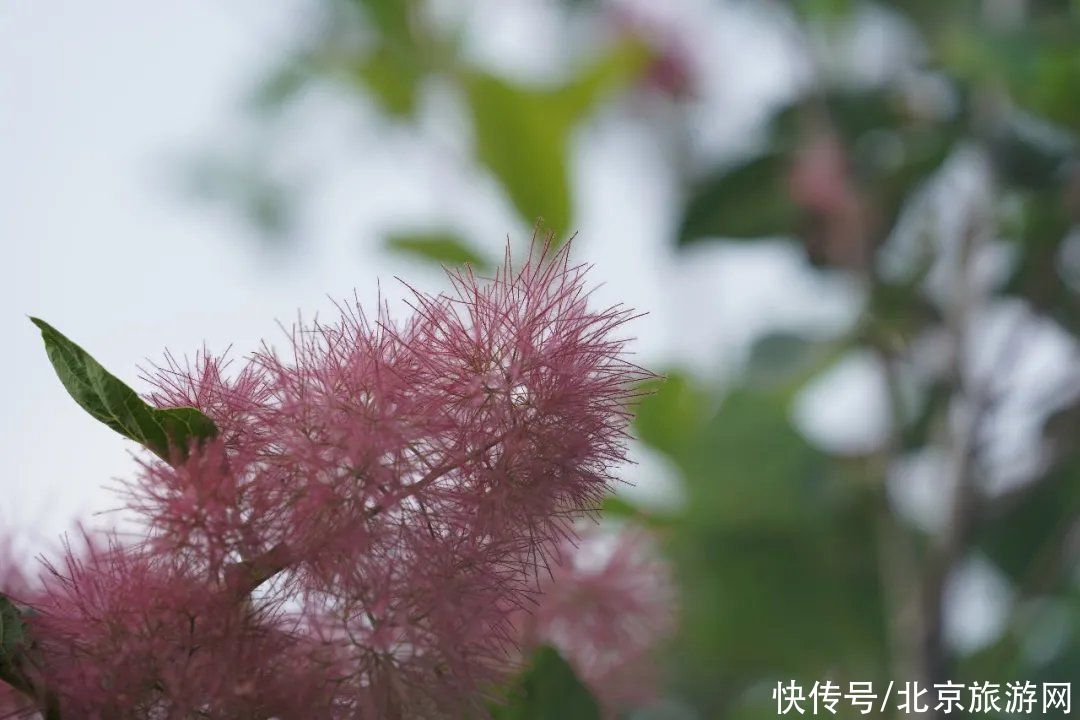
[237,1,652,257]
[678,151,800,244]
[385,229,493,270]
[491,646,602,720]
[205,0,1080,717]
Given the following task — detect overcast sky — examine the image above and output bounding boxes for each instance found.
[1,1,870,547]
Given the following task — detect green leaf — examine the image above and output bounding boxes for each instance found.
[790,0,856,20]
[555,36,652,120]
[745,331,843,394]
[634,372,710,458]
[990,113,1076,191]
[0,595,25,662]
[769,89,959,249]
[747,332,819,384]
[676,152,799,245]
[492,646,601,720]
[1001,189,1077,332]
[661,387,887,711]
[352,42,423,117]
[943,25,1080,132]
[30,318,218,464]
[0,594,30,695]
[599,493,640,519]
[384,231,493,270]
[978,439,1080,584]
[600,494,675,529]
[465,73,573,240]
[355,0,413,45]
[248,59,310,115]
[463,40,650,243]
[681,388,829,531]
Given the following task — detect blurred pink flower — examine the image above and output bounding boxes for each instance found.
[20,536,334,720]
[787,132,868,267]
[518,527,677,715]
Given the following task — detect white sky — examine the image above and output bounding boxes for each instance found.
[0,1,864,545]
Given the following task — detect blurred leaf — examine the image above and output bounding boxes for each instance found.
[943,26,1080,131]
[491,646,601,720]
[665,388,887,709]
[385,230,492,269]
[789,0,856,21]
[978,447,1080,585]
[600,494,641,519]
[555,36,652,120]
[30,318,218,464]
[352,43,424,117]
[834,95,958,239]
[961,589,1080,688]
[465,73,573,239]
[341,0,443,119]
[354,0,413,45]
[1022,591,1080,696]
[680,389,829,531]
[770,90,905,150]
[768,88,959,251]
[600,495,676,529]
[634,372,710,459]
[677,152,799,244]
[184,155,296,242]
[1002,190,1078,331]
[873,126,956,227]
[465,41,650,241]
[0,595,25,663]
[881,0,979,35]
[990,112,1077,191]
[745,332,845,394]
[249,0,424,119]
[902,378,950,450]
[248,60,310,115]
[864,275,939,346]
[0,595,29,694]
[244,183,294,240]
[747,333,816,380]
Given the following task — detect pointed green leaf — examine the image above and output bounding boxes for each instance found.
[156,407,220,453]
[385,230,493,270]
[465,73,573,240]
[463,41,650,243]
[492,646,601,720]
[30,318,218,464]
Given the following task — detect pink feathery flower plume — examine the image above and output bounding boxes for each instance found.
[16,535,335,720]
[517,527,677,716]
[8,239,658,719]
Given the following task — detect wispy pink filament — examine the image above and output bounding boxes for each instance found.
[3,241,666,719]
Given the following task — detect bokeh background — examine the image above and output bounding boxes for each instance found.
[3,1,1079,718]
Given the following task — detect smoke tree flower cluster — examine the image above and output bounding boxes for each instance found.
[1,242,674,719]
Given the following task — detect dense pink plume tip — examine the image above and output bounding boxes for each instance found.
[8,239,656,718]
